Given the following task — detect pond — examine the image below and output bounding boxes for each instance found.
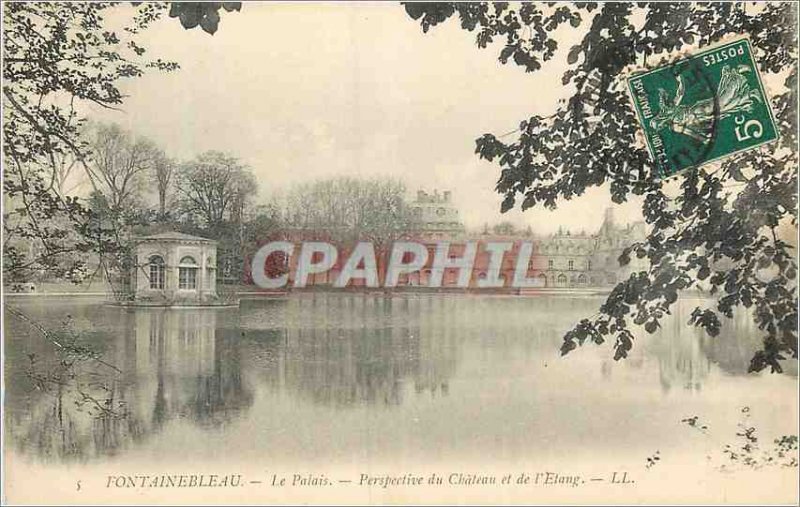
[3,294,798,503]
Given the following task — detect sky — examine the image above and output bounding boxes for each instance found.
[89,2,644,234]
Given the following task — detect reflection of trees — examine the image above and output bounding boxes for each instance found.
[5,307,145,461]
[89,379,145,456]
[639,301,799,390]
[648,302,798,389]
[699,308,798,377]
[642,303,711,392]
[5,306,252,462]
[8,294,791,464]
[243,295,461,407]
[15,383,93,461]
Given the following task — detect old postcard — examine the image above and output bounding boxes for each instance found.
[2,2,798,505]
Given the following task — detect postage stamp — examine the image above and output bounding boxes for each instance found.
[627,37,778,179]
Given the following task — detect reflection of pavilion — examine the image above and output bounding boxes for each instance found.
[133,309,253,427]
[9,294,784,464]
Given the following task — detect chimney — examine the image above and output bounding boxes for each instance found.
[443,190,451,203]
[417,190,426,202]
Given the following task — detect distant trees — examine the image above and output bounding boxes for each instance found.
[74,126,264,289]
[51,149,81,197]
[492,221,517,236]
[284,176,413,245]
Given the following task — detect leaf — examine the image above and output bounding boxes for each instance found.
[178,7,201,29]
[567,46,581,64]
[500,195,515,213]
[499,44,515,63]
[199,8,220,35]
[221,2,242,12]
[613,330,633,360]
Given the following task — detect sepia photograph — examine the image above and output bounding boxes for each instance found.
[2,2,798,505]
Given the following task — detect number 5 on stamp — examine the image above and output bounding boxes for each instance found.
[627,38,779,179]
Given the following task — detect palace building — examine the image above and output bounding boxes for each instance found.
[408,190,646,289]
[408,189,465,239]
[248,190,647,291]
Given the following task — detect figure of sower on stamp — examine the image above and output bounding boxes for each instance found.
[628,38,778,178]
[651,64,762,143]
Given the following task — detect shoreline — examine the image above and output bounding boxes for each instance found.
[3,287,719,300]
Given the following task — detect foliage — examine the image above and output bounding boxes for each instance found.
[3,3,242,286]
[405,2,798,372]
[3,3,170,284]
[713,407,797,470]
[166,2,242,35]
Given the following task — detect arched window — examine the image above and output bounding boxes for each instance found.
[149,255,165,290]
[179,256,198,290]
[578,274,587,285]
[557,273,567,287]
[537,273,547,287]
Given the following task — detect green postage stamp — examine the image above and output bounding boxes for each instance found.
[627,37,778,179]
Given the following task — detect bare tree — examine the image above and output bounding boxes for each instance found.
[84,123,157,212]
[152,151,175,218]
[176,151,257,227]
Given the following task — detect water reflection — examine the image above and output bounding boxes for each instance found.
[134,310,254,428]
[645,303,712,392]
[5,307,255,461]
[244,296,460,406]
[3,295,795,463]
